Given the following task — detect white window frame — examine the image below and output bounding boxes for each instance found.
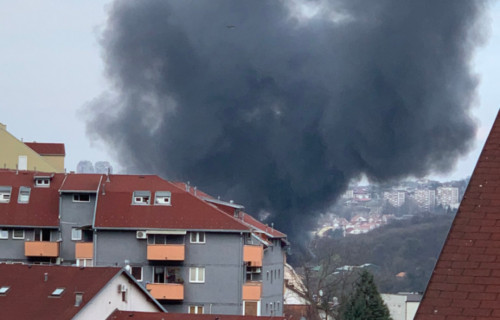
[12,229,25,239]
[35,179,50,187]
[131,266,143,281]
[190,232,205,244]
[0,193,10,203]
[18,188,30,203]
[0,229,8,239]
[76,259,93,267]
[71,228,82,241]
[189,306,204,314]
[73,194,90,202]
[189,267,205,283]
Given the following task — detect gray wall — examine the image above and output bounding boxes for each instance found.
[0,228,59,263]
[95,230,245,315]
[261,238,285,316]
[59,193,96,263]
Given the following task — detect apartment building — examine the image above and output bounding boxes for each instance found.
[0,123,65,172]
[411,189,435,212]
[435,186,459,208]
[0,169,287,317]
[383,190,406,207]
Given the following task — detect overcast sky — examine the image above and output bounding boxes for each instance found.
[1,1,499,181]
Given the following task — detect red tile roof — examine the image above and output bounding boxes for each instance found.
[94,175,250,231]
[25,142,65,155]
[172,182,214,199]
[0,265,121,320]
[107,310,284,320]
[0,170,63,227]
[60,173,102,192]
[415,111,500,320]
[243,213,286,238]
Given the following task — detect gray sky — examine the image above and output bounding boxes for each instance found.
[1,0,499,181]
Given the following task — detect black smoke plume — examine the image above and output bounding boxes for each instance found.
[86,0,488,240]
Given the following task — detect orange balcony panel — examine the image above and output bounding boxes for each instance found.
[147,244,185,261]
[147,283,184,300]
[75,242,93,259]
[243,282,262,301]
[243,245,263,266]
[25,242,59,257]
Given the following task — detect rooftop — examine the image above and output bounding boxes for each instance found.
[25,142,66,156]
[107,310,284,320]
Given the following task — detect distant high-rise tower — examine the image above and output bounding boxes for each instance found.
[77,160,94,173]
[95,161,113,174]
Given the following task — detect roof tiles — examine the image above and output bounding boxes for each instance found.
[107,310,284,320]
[415,111,500,320]
[25,142,65,155]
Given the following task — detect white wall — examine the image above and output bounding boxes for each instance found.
[74,273,160,320]
[381,294,406,320]
[406,302,420,320]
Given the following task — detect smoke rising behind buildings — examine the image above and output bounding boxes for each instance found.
[86,0,488,239]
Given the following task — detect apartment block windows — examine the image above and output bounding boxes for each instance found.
[190,232,205,244]
[0,229,7,239]
[155,191,171,205]
[131,266,143,281]
[132,191,150,205]
[12,229,24,239]
[73,194,90,202]
[76,259,93,267]
[71,228,82,241]
[153,267,182,284]
[189,306,204,314]
[34,229,51,242]
[189,267,205,283]
[0,186,12,203]
[147,234,185,245]
[18,187,30,203]
[35,179,50,187]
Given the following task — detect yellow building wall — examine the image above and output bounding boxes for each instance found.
[0,126,59,173]
[41,155,65,172]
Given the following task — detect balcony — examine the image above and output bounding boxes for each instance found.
[147,244,185,261]
[242,282,262,301]
[243,245,263,267]
[75,242,93,259]
[25,241,59,257]
[146,283,184,300]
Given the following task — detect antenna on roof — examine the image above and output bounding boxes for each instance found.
[106,167,110,182]
[186,181,190,192]
[194,186,197,196]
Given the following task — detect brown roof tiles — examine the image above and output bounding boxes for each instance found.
[25,142,65,155]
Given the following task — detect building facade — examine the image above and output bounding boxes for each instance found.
[0,170,287,317]
[77,160,95,173]
[411,189,435,212]
[435,186,459,208]
[383,190,406,207]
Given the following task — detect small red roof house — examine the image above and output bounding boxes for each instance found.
[107,310,284,320]
[0,265,164,320]
[415,112,500,320]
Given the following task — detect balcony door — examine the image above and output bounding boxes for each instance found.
[34,229,51,242]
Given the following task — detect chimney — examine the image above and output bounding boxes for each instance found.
[75,293,83,307]
[0,123,6,130]
[229,200,234,204]
[194,186,197,196]
[186,181,190,192]
[106,167,110,182]
[102,183,106,195]
[44,273,48,282]
[16,164,18,175]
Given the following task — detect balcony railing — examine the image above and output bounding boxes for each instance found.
[25,241,60,257]
[242,282,262,301]
[75,242,93,259]
[147,244,185,261]
[146,283,184,300]
[243,245,263,267]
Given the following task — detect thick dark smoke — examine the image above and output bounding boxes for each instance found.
[86,0,487,240]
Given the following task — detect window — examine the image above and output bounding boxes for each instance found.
[148,234,166,245]
[18,155,27,170]
[18,187,30,203]
[189,267,205,283]
[34,229,51,242]
[189,306,204,314]
[153,267,182,284]
[132,191,151,205]
[0,286,10,294]
[12,229,24,239]
[72,228,82,241]
[76,259,93,267]
[73,194,90,202]
[190,232,205,244]
[131,266,143,281]
[35,179,50,187]
[155,191,171,205]
[51,288,65,296]
[0,229,7,239]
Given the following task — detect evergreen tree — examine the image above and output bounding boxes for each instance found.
[342,270,392,320]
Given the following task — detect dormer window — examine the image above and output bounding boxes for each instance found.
[51,288,65,296]
[0,186,12,203]
[155,191,171,205]
[35,179,50,187]
[132,191,151,205]
[18,187,31,204]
